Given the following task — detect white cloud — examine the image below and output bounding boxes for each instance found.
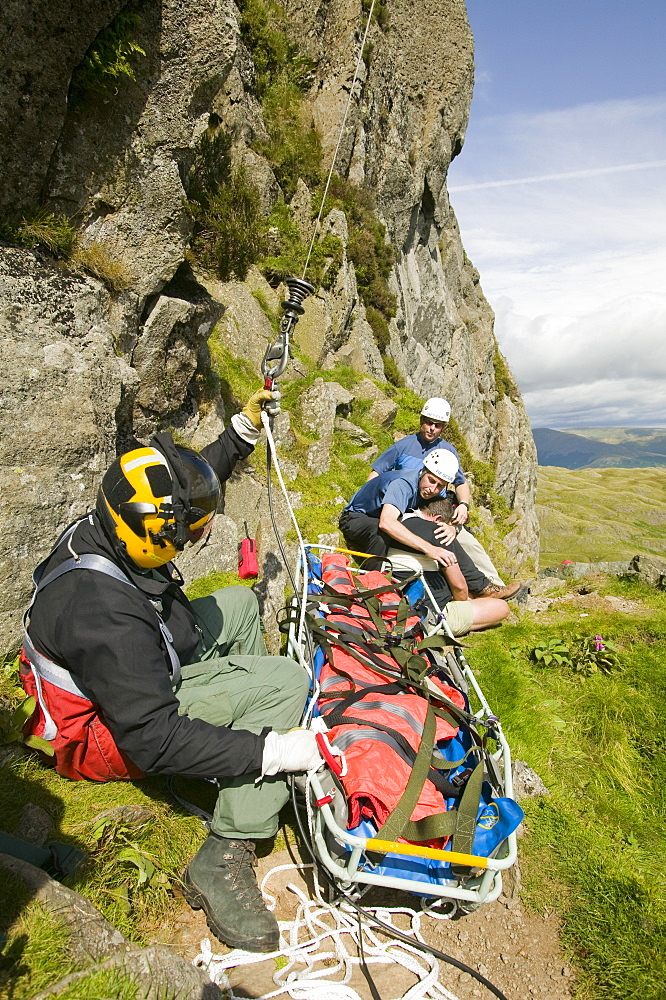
[448,96,666,426]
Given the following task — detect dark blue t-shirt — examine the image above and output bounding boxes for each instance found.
[344,469,421,517]
[371,433,465,487]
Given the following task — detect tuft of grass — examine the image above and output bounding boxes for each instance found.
[186,127,266,282]
[0,210,77,258]
[239,0,317,99]
[362,0,390,30]
[257,77,323,201]
[71,241,132,291]
[207,340,261,418]
[185,571,255,601]
[0,901,74,998]
[260,202,342,290]
[493,344,519,401]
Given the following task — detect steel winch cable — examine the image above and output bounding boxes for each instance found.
[260,0,378,639]
[301,0,377,278]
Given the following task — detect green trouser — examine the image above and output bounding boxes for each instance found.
[174,586,309,840]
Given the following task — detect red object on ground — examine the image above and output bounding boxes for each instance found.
[238,522,259,579]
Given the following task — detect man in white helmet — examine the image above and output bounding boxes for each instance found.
[367,397,505,586]
[338,450,518,602]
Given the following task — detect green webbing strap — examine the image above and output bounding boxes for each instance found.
[401,810,458,841]
[375,704,437,843]
[431,744,478,771]
[399,760,485,852]
[416,633,466,651]
[451,761,485,858]
[389,644,432,685]
[304,615,404,680]
[364,596,388,639]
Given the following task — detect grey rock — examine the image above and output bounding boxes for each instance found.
[539,560,633,581]
[204,270,278,375]
[91,805,156,830]
[177,514,239,579]
[0,247,128,658]
[45,0,240,303]
[334,416,371,445]
[12,804,54,847]
[317,533,342,549]
[0,0,126,215]
[271,410,296,452]
[353,379,388,403]
[299,380,355,475]
[0,853,128,964]
[368,398,398,428]
[513,761,550,800]
[627,554,666,588]
[349,446,379,464]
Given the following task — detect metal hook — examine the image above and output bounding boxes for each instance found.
[261,277,315,388]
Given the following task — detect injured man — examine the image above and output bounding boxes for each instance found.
[385,497,513,636]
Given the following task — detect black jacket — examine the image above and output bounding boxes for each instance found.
[28,425,265,779]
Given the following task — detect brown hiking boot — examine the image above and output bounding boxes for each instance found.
[476,581,523,601]
[183,833,279,953]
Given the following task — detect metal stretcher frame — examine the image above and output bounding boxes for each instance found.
[287,544,519,908]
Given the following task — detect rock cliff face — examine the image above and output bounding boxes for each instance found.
[0,0,538,657]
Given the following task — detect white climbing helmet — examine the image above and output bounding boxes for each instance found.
[421,448,459,485]
[420,397,451,423]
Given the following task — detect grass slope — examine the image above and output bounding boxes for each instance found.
[537,466,666,567]
[471,576,666,999]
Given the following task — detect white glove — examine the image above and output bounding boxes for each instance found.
[261,729,323,777]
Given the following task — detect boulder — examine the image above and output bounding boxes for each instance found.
[334,416,371,445]
[299,379,354,475]
[627,554,666,589]
[368,398,398,428]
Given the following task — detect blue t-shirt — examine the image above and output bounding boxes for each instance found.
[344,469,421,517]
[371,433,466,487]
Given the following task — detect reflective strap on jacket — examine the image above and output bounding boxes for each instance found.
[23,531,182,740]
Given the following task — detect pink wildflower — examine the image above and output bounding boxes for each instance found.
[594,635,605,652]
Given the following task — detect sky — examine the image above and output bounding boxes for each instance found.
[447,0,666,429]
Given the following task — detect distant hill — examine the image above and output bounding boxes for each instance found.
[537,465,666,567]
[533,426,666,469]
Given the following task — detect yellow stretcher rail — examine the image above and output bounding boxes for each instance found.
[327,546,377,561]
[364,837,488,869]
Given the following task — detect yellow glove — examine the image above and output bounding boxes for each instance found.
[242,388,280,429]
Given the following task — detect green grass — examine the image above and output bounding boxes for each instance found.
[470,576,666,998]
[537,466,666,567]
[70,11,146,99]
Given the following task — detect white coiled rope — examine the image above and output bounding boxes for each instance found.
[193,862,460,1000]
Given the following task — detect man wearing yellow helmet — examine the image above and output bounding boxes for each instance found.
[20,388,321,954]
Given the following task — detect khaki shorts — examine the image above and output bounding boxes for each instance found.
[444,601,475,636]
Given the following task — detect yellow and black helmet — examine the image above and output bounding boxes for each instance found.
[97,435,220,568]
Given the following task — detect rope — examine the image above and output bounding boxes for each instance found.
[193,862,462,1000]
[261,410,312,675]
[301,0,377,278]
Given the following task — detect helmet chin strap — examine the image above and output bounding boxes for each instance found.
[150,432,193,548]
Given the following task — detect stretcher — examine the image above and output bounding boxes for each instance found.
[285,545,522,913]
